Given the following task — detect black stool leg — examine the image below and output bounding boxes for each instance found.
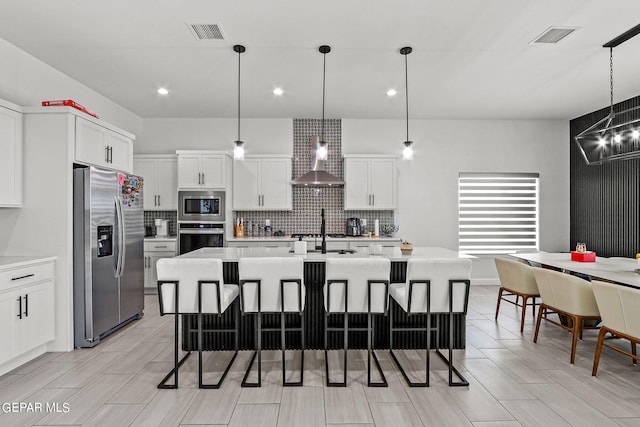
[158,283,191,389]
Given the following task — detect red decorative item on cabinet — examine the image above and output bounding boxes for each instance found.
[571,251,596,262]
[41,99,99,118]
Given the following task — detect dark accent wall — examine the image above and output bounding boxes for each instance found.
[570,95,640,257]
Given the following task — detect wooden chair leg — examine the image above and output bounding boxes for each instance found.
[520,295,528,333]
[632,341,637,365]
[533,305,544,343]
[570,315,580,364]
[495,287,504,320]
[592,327,608,376]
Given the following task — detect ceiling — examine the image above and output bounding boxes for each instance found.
[1,0,640,120]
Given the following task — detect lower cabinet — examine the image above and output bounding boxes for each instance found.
[0,258,55,372]
[144,239,177,293]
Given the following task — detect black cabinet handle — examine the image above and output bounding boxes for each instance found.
[11,273,34,281]
[24,294,28,317]
[17,296,22,319]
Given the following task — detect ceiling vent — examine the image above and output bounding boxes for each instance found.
[187,23,226,40]
[530,26,578,44]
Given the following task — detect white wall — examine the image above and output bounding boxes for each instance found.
[0,37,141,135]
[343,119,570,284]
[137,118,293,154]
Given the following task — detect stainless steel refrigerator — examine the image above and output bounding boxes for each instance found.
[73,166,145,348]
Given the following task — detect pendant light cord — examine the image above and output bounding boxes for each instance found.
[321,51,326,142]
[237,48,241,141]
[405,51,409,142]
[609,47,614,119]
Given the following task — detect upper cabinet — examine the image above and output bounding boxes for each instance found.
[233,157,292,211]
[133,155,178,210]
[0,99,23,207]
[177,152,227,189]
[75,117,133,172]
[344,156,396,210]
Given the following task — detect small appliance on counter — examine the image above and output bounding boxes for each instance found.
[155,219,169,237]
[346,217,362,236]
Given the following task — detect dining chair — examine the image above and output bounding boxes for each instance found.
[239,257,305,387]
[389,258,472,386]
[532,267,601,364]
[324,257,391,387]
[156,257,239,389]
[591,280,640,376]
[494,257,540,332]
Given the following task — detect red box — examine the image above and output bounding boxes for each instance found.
[42,99,99,118]
[571,251,596,262]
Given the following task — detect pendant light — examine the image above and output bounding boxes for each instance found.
[233,44,246,160]
[317,45,330,161]
[400,46,413,160]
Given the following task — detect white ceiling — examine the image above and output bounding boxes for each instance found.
[1,0,640,120]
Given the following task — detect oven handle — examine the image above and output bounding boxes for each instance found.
[178,229,225,235]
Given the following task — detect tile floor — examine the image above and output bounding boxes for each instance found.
[0,286,639,426]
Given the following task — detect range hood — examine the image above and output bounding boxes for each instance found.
[291,136,344,187]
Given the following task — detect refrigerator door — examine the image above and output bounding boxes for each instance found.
[73,167,120,345]
[118,172,145,322]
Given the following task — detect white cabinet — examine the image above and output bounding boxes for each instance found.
[144,239,177,292]
[134,155,178,210]
[233,157,292,210]
[177,153,226,189]
[0,258,55,370]
[0,100,22,207]
[344,156,396,210]
[75,117,133,172]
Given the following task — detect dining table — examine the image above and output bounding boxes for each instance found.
[509,252,640,290]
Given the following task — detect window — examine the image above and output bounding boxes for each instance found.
[458,173,539,255]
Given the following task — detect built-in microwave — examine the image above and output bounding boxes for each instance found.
[178,190,225,223]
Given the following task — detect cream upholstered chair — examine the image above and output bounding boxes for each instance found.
[494,257,540,332]
[532,267,600,364]
[157,258,239,389]
[389,258,472,387]
[324,257,390,387]
[591,280,640,376]
[239,257,305,387]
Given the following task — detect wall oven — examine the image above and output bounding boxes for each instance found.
[178,190,225,223]
[178,223,225,255]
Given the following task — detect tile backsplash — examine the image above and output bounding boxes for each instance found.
[234,118,395,236]
[144,210,177,236]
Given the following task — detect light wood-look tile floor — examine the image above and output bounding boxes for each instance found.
[1,286,639,426]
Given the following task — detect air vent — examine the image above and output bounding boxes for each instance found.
[530,26,578,44]
[187,23,225,40]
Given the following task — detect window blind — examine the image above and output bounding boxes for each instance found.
[458,173,539,255]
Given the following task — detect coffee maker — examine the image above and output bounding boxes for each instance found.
[346,218,362,236]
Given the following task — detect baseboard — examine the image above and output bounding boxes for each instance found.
[0,344,49,376]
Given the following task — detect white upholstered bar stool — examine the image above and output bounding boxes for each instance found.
[591,280,640,376]
[532,267,601,364]
[389,258,472,387]
[156,258,239,389]
[324,257,391,387]
[494,257,540,332]
[238,257,305,387]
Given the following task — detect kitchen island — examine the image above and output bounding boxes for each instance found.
[176,246,473,351]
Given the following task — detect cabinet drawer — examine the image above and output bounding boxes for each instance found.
[0,262,54,292]
[144,241,176,253]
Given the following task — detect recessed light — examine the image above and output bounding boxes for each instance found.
[157,87,169,95]
[386,89,397,97]
[273,87,284,96]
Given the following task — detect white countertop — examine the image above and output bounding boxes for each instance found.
[226,236,402,242]
[0,256,57,270]
[179,246,473,262]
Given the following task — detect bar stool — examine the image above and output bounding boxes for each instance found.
[238,257,305,387]
[494,257,540,332]
[324,257,391,387]
[156,258,239,389]
[532,267,600,364]
[591,280,640,376]
[389,258,472,387]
